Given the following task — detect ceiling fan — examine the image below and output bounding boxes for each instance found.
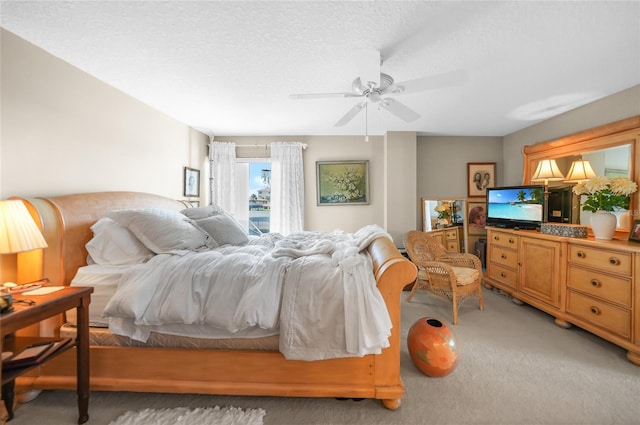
[289,49,468,127]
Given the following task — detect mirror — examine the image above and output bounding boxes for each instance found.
[421,198,469,253]
[547,146,631,227]
[522,117,639,236]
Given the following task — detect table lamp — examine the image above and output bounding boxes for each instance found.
[531,159,565,222]
[0,199,48,297]
[564,160,596,183]
[563,160,597,224]
[0,200,48,255]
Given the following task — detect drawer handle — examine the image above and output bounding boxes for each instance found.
[590,306,601,315]
[590,279,601,288]
[501,253,507,259]
[508,238,514,244]
[577,251,585,258]
[609,257,620,266]
[494,235,500,241]
[500,272,506,278]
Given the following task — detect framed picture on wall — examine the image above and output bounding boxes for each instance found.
[629,220,640,242]
[316,160,369,205]
[184,167,200,197]
[467,200,487,236]
[467,162,496,198]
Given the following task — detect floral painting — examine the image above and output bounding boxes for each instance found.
[316,160,369,205]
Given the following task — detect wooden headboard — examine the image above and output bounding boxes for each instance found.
[18,192,190,286]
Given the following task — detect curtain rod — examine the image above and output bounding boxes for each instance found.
[234,143,308,149]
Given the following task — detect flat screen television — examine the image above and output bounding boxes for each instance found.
[486,185,545,229]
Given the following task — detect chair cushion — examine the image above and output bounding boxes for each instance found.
[452,266,480,286]
[417,269,429,281]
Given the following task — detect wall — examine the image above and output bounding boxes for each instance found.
[503,85,640,185]
[415,135,503,229]
[384,132,417,246]
[0,29,209,201]
[220,133,418,247]
[218,135,386,233]
[0,29,208,283]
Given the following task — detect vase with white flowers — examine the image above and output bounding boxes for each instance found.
[434,204,450,226]
[572,176,638,240]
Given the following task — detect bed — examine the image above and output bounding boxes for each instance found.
[14,191,417,409]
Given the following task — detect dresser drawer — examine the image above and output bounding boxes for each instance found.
[444,229,458,240]
[566,291,631,339]
[487,263,517,289]
[568,245,632,276]
[489,246,518,269]
[446,241,459,252]
[567,266,631,307]
[489,232,519,249]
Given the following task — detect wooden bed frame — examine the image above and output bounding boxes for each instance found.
[15,191,417,409]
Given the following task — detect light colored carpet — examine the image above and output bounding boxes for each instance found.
[108,406,265,425]
[5,288,640,425]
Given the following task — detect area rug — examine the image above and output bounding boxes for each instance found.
[108,406,266,425]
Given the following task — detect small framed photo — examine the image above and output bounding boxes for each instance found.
[184,167,200,197]
[468,162,496,198]
[316,160,369,205]
[467,200,487,236]
[628,220,640,242]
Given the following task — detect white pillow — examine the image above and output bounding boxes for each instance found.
[106,209,216,254]
[86,217,155,265]
[181,204,224,220]
[195,213,249,246]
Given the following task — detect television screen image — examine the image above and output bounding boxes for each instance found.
[486,185,545,229]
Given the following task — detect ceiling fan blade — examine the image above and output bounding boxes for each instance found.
[334,102,366,127]
[384,69,468,95]
[289,92,361,100]
[379,98,420,122]
[354,49,380,87]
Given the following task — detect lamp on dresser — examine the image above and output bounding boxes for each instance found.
[564,159,597,183]
[531,159,566,222]
[563,159,597,224]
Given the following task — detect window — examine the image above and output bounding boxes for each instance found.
[235,159,271,235]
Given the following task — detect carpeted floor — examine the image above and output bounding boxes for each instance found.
[5,288,640,425]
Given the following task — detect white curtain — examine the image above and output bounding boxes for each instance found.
[270,142,306,234]
[208,142,236,214]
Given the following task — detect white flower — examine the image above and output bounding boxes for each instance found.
[572,181,588,196]
[574,176,638,212]
[609,177,638,195]
[584,175,610,193]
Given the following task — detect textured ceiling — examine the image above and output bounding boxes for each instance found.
[2,1,639,137]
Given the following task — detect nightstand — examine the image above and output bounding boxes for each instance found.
[1,286,92,423]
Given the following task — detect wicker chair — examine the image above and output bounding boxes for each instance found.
[404,230,484,324]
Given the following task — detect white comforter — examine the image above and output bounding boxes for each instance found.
[102,225,393,360]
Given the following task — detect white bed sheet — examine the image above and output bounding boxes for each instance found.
[68,264,128,327]
[68,263,279,339]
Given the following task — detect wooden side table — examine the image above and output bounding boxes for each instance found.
[0,286,93,424]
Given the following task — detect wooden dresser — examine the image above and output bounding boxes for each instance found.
[425,226,463,253]
[484,227,640,366]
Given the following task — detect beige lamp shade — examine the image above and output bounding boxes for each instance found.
[564,160,597,183]
[531,159,565,183]
[0,200,48,254]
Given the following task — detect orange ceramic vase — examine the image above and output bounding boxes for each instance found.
[407,317,458,377]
